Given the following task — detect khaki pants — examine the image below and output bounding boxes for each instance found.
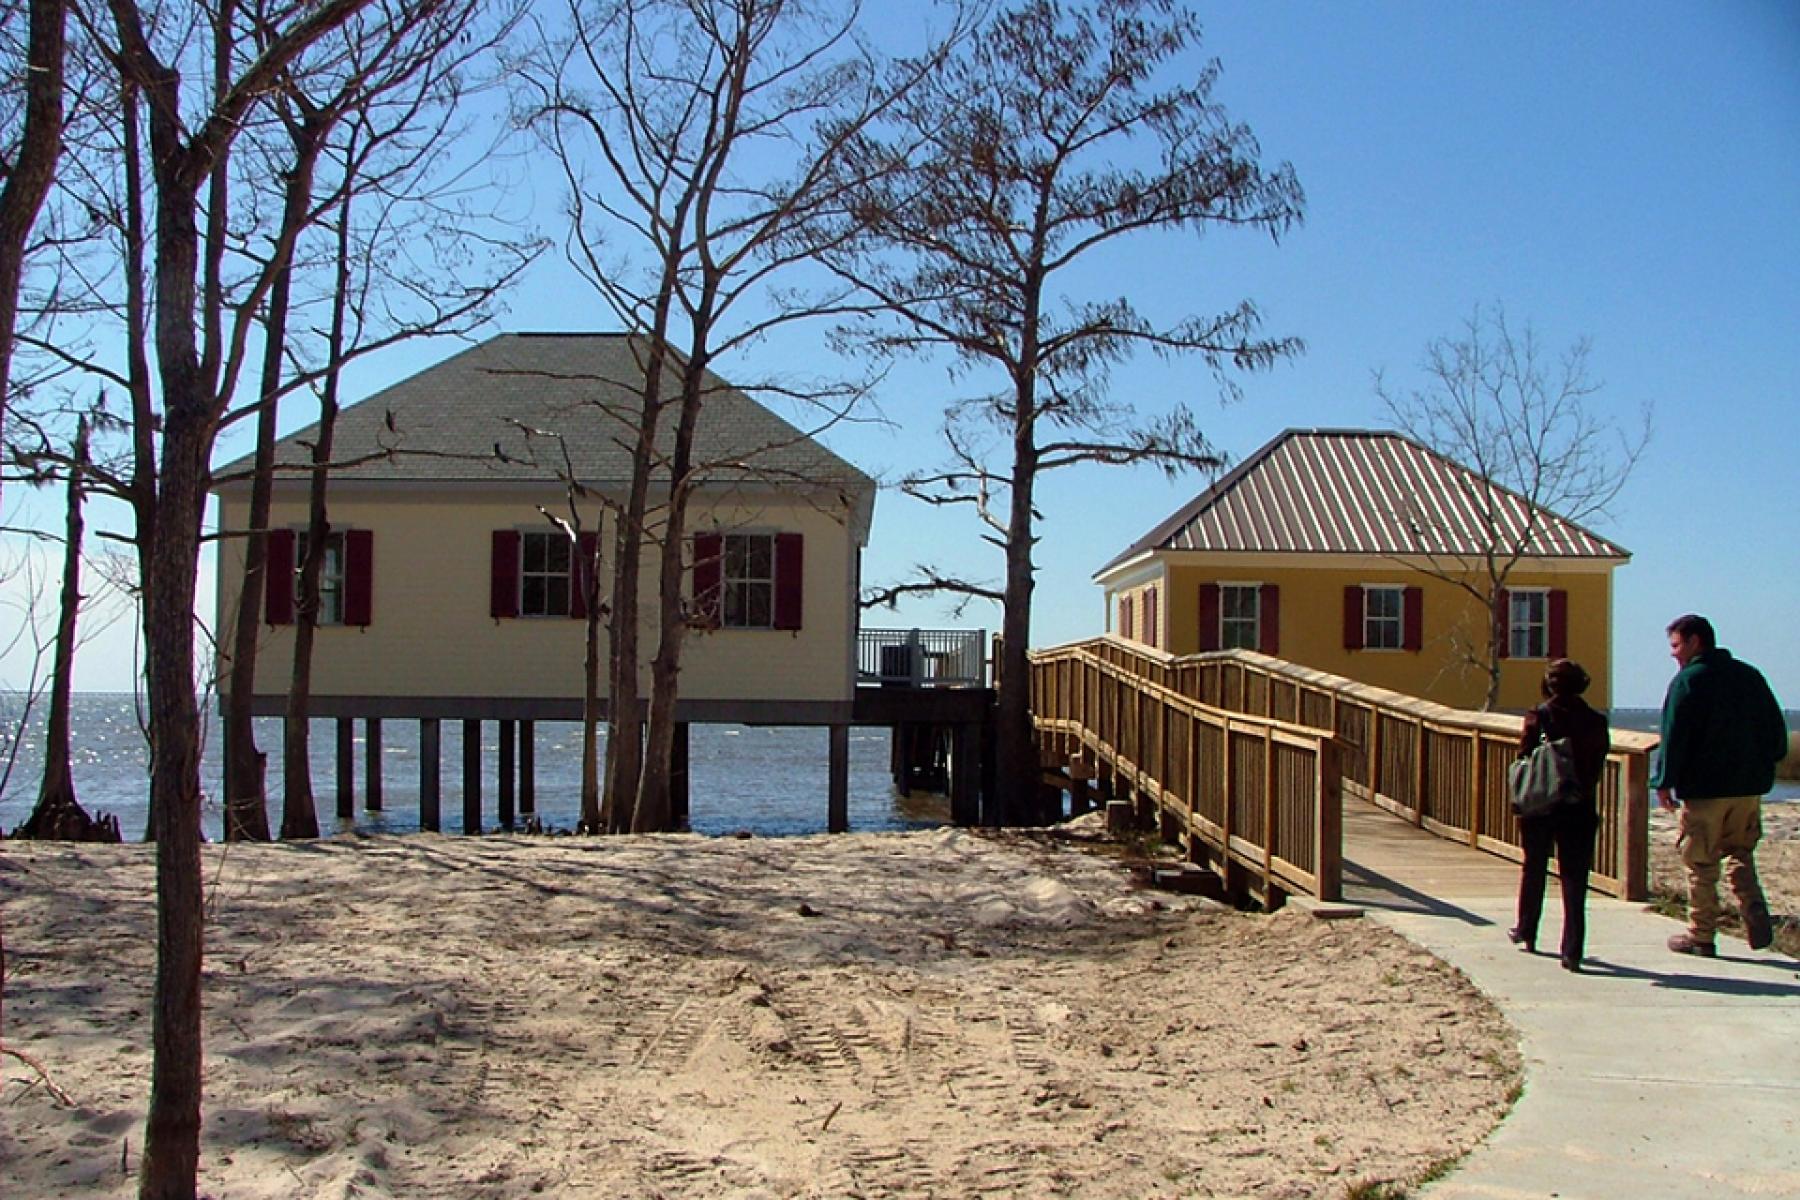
[1679,795,1766,942]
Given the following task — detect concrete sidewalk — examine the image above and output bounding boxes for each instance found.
[1340,800,1800,1199]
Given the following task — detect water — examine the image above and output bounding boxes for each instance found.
[3,698,1791,840]
[0,693,947,840]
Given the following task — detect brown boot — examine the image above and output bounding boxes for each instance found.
[1667,932,1716,958]
[1741,900,1774,951]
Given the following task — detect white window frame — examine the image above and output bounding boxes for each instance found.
[519,530,572,618]
[1509,588,1549,659]
[296,530,346,626]
[1220,583,1261,651]
[1363,585,1405,651]
[723,532,775,630]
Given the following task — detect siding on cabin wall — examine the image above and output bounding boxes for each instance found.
[215,489,861,704]
[1149,559,1615,711]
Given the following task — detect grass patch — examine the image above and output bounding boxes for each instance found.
[1645,885,1800,958]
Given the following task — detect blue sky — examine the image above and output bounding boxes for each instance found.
[5,0,1796,710]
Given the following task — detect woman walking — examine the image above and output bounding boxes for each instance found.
[1509,658,1611,972]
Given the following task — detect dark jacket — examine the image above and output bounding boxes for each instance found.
[1520,695,1611,811]
[1651,647,1787,800]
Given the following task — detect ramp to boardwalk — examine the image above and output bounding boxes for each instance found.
[1032,636,1659,903]
[1344,795,1800,1199]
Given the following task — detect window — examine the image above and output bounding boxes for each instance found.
[723,533,774,628]
[1364,586,1404,650]
[265,528,372,627]
[297,531,346,625]
[1509,588,1549,659]
[490,529,595,620]
[693,531,804,631]
[1220,584,1261,650]
[520,530,572,617]
[1200,582,1278,654]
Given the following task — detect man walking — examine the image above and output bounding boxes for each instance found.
[1653,614,1788,956]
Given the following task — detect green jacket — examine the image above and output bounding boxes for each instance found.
[1651,648,1788,800]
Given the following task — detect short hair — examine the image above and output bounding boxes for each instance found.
[1542,658,1591,698]
[1666,613,1716,650]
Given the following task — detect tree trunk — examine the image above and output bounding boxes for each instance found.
[0,0,67,512]
[579,536,603,832]
[603,335,672,833]
[17,418,120,843]
[139,408,210,1200]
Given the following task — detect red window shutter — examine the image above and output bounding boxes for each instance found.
[1342,585,1363,650]
[1145,587,1159,649]
[693,533,723,628]
[1403,585,1423,652]
[344,530,374,627]
[774,533,804,630]
[1495,588,1510,659]
[1118,596,1133,641]
[265,529,295,626]
[1197,583,1220,651]
[1548,588,1569,659]
[490,531,520,619]
[1258,584,1280,656]
[571,531,599,621]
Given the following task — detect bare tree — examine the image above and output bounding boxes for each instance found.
[89,2,428,1193]
[829,0,1303,822]
[0,0,68,502]
[1375,305,1650,710]
[243,0,534,840]
[521,0,941,831]
[12,413,123,840]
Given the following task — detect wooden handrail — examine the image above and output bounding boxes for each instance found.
[1029,641,1343,904]
[1042,636,1654,900]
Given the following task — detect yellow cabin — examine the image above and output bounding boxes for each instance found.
[1092,429,1630,711]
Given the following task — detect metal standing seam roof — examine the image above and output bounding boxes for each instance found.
[213,332,875,494]
[1097,428,1631,576]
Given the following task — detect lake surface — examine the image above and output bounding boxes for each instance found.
[0,698,1791,841]
[0,693,945,840]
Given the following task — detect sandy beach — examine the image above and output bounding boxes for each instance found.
[3,826,1520,1199]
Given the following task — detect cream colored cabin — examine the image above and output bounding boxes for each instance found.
[214,334,874,725]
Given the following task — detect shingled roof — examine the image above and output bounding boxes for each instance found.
[1098,428,1630,576]
[215,332,874,493]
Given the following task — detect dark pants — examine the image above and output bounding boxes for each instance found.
[1515,807,1597,963]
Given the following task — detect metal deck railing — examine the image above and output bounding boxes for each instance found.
[858,628,988,688]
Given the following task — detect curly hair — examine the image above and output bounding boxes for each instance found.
[1542,658,1591,698]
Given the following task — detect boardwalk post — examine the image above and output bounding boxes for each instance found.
[462,719,482,835]
[828,724,849,833]
[498,720,515,831]
[419,718,441,832]
[365,718,383,811]
[1261,728,1278,910]
[336,718,354,821]
[1316,737,1343,901]
[1467,730,1485,848]
[1621,749,1651,901]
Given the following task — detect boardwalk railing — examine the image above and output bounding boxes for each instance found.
[1030,639,1343,904]
[859,628,988,688]
[1073,637,1656,900]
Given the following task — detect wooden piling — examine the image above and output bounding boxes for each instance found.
[498,720,516,831]
[365,718,383,811]
[336,718,354,821]
[671,722,690,830]
[419,719,441,831]
[828,724,849,833]
[519,720,536,816]
[462,719,482,835]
